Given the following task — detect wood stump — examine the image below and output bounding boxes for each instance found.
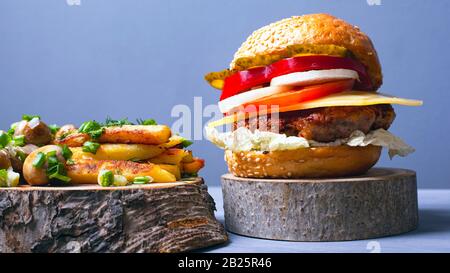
[222,168,418,241]
[0,177,228,252]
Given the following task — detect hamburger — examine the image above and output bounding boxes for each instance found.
[204,14,422,178]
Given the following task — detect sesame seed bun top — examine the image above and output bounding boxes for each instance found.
[231,14,382,90]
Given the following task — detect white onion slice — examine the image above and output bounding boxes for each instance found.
[218,85,291,113]
[28,117,41,129]
[12,120,27,136]
[271,69,359,87]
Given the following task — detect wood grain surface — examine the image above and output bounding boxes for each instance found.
[0,177,228,252]
[221,168,418,241]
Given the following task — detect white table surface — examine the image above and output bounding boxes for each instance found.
[202,187,450,253]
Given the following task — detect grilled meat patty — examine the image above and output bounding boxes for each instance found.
[234,104,395,142]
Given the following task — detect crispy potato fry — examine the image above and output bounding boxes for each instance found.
[182,157,205,174]
[99,125,171,145]
[148,148,190,165]
[66,159,176,184]
[181,150,194,163]
[55,125,171,147]
[70,144,166,161]
[54,132,90,147]
[159,135,185,149]
[158,164,181,181]
[54,124,78,141]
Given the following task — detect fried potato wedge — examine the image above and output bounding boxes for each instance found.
[55,125,171,147]
[182,157,205,174]
[158,164,181,181]
[99,125,171,145]
[54,132,90,147]
[181,150,194,163]
[159,135,185,148]
[148,148,190,165]
[54,124,78,141]
[70,144,166,161]
[66,159,176,184]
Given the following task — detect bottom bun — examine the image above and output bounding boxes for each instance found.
[225,145,382,178]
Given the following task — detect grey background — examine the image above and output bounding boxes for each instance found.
[0,0,448,188]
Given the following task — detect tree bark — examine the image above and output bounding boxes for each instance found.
[0,178,227,252]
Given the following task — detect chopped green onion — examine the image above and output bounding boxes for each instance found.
[133,176,152,184]
[48,172,71,183]
[39,150,71,184]
[22,114,40,121]
[46,162,70,183]
[49,124,60,134]
[32,152,46,168]
[46,161,61,174]
[46,155,59,168]
[16,150,27,162]
[136,118,157,125]
[82,141,100,154]
[181,139,193,148]
[98,170,114,187]
[0,131,11,148]
[7,128,15,137]
[66,158,75,165]
[46,150,57,157]
[61,145,72,160]
[13,135,25,147]
[0,169,7,187]
[104,117,133,127]
[58,131,71,140]
[78,120,104,139]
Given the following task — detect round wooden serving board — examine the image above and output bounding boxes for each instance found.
[221,168,418,241]
[0,177,228,253]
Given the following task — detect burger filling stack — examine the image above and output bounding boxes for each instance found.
[205,14,422,178]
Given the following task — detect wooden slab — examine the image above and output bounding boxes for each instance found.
[221,168,418,241]
[0,177,228,252]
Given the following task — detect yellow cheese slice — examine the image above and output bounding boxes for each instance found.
[207,91,423,127]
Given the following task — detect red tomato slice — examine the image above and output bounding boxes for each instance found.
[242,79,355,111]
[220,55,372,101]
